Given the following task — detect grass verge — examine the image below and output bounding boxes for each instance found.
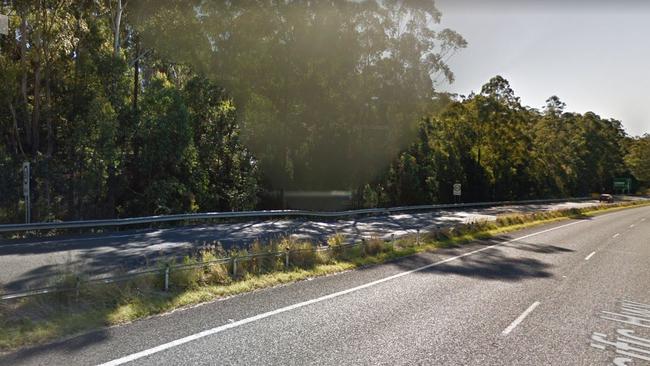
[1,199,649,352]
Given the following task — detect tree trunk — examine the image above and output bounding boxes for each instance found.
[113,0,123,57]
[133,36,139,112]
[9,103,26,157]
[32,62,41,155]
[31,7,43,156]
[44,54,54,217]
[19,15,31,148]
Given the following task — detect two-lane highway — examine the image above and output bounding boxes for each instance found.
[2,204,649,365]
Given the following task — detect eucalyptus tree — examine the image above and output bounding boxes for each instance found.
[131,0,467,190]
[625,135,650,184]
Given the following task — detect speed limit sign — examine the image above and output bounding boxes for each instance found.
[453,183,461,196]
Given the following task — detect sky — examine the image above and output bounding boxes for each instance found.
[435,0,650,136]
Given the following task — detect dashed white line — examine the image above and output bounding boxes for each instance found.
[585,251,596,261]
[629,224,635,228]
[613,233,620,238]
[97,220,585,366]
[502,301,541,335]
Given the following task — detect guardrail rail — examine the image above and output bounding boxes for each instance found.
[0,197,592,233]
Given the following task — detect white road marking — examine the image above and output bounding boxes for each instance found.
[96,220,585,366]
[642,218,647,222]
[502,301,541,335]
[0,234,138,248]
[629,224,635,228]
[585,251,596,261]
[613,233,620,238]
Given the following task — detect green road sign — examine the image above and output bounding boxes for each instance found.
[613,178,631,193]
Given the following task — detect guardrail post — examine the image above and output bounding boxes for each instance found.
[285,247,290,269]
[75,276,80,302]
[164,265,170,291]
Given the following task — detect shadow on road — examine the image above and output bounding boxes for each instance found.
[0,211,469,291]
[424,250,553,281]
[384,237,573,282]
[0,222,581,360]
[0,328,110,365]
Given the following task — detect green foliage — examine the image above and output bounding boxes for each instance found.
[0,0,640,224]
[184,77,259,211]
[248,240,282,274]
[364,76,632,207]
[169,257,203,290]
[288,242,318,269]
[625,135,650,183]
[132,0,467,190]
[362,237,386,256]
[0,2,260,222]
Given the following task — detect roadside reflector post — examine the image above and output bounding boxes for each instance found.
[285,246,290,269]
[416,229,420,246]
[164,265,170,291]
[232,257,238,277]
[0,14,8,36]
[391,234,395,248]
[22,161,30,224]
[75,276,81,302]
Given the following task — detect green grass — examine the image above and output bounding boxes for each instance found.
[1,199,648,352]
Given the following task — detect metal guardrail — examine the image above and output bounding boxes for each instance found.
[3,197,644,301]
[0,235,395,300]
[0,197,592,233]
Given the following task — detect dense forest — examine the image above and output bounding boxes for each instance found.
[0,1,647,223]
[359,77,646,207]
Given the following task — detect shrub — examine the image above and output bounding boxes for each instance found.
[434,227,454,240]
[169,256,203,290]
[204,262,231,285]
[315,249,333,265]
[48,273,84,305]
[497,214,525,226]
[229,248,250,278]
[288,241,317,268]
[327,233,345,258]
[249,240,282,274]
[363,237,385,256]
[341,245,362,261]
[200,250,231,285]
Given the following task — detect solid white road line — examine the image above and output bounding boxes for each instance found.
[613,233,620,238]
[502,301,541,335]
[0,234,139,248]
[630,224,635,228]
[585,251,596,261]
[96,220,586,366]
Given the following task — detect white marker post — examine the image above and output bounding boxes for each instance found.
[22,161,30,223]
[0,14,8,36]
[453,183,462,204]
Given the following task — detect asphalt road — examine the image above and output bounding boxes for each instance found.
[0,200,600,291]
[2,204,649,365]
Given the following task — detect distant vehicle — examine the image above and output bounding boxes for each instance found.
[599,194,614,203]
